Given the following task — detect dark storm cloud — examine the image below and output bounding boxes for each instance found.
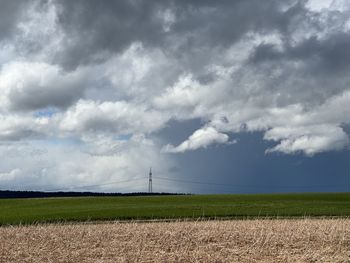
[52,0,304,70]
[8,83,84,111]
[170,0,305,46]
[251,32,350,73]
[0,62,88,112]
[0,0,28,41]
[53,0,166,69]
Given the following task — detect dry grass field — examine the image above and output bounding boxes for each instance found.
[0,219,349,262]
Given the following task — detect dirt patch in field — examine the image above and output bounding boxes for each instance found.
[0,219,349,262]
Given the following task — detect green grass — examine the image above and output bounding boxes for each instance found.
[1,193,350,225]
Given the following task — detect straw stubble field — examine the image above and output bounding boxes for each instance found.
[0,219,349,262]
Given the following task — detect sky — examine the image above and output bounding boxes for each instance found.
[0,0,350,193]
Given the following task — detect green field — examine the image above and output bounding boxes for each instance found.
[1,193,350,225]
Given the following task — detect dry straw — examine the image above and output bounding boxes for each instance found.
[0,218,349,262]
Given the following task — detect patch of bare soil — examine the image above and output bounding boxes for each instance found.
[0,219,349,262]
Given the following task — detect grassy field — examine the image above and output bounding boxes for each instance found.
[1,193,350,225]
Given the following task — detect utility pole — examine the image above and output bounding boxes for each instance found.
[148,167,152,193]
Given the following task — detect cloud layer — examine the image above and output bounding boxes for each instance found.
[0,0,350,190]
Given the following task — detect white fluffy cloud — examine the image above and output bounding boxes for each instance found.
[0,114,50,141]
[60,99,168,136]
[264,125,350,155]
[163,127,232,153]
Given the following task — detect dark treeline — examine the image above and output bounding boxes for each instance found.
[0,190,187,199]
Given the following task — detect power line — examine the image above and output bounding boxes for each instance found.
[153,176,350,190]
[41,174,350,193]
[46,177,146,192]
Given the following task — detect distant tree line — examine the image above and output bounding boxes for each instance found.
[0,190,188,199]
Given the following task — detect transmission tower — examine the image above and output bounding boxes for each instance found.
[148,167,153,193]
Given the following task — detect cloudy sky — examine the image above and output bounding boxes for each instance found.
[0,0,350,193]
